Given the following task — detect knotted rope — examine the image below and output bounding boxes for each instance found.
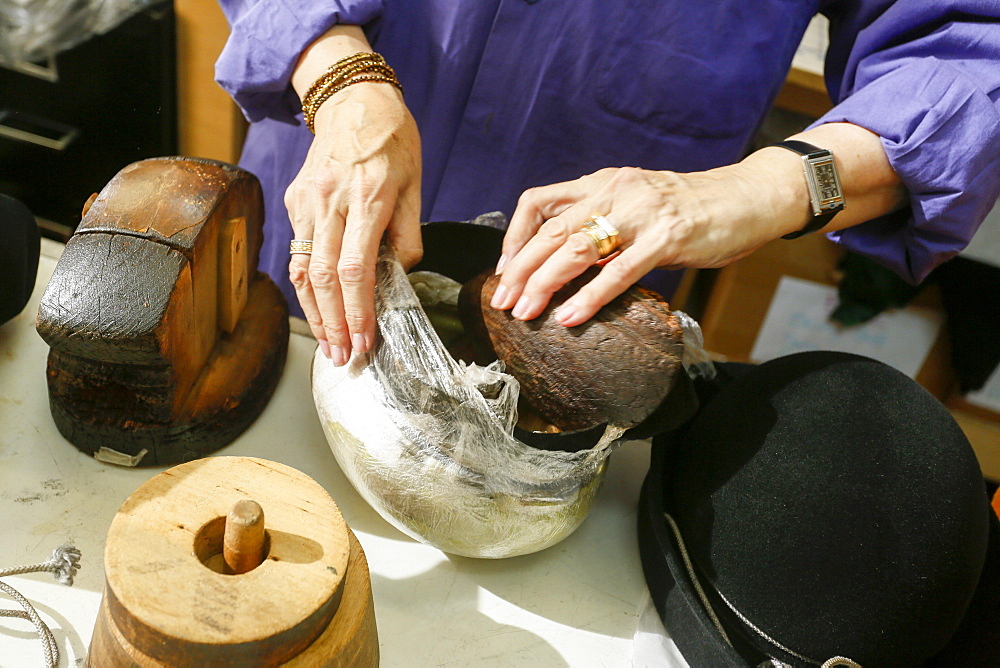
[0,545,81,668]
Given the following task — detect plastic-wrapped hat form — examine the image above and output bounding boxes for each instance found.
[313,219,711,559]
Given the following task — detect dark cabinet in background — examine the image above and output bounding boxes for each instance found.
[0,1,177,240]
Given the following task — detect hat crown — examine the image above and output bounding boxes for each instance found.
[670,351,989,665]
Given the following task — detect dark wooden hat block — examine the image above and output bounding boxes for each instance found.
[36,157,289,466]
[87,456,379,666]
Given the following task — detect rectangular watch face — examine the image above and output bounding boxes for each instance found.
[807,156,844,211]
[815,162,839,200]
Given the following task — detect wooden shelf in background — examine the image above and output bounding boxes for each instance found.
[775,67,832,118]
[174,0,246,163]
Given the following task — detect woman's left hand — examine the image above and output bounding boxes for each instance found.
[490,163,796,327]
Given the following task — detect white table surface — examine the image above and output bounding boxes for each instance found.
[0,239,676,668]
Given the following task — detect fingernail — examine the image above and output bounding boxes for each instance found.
[495,254,508,275]
[555,304,577,326]
[352,332,368,354]
[512,295,533,320]
[490,284,509,309]
[318,339,331,359]
[331,345,347,366]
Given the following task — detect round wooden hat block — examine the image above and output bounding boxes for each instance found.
[87,456,378,667]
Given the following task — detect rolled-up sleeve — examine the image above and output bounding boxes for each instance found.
[816,0,1000,283]
[215,0,385,124]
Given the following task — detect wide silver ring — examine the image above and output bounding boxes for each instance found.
[289,239,313,255]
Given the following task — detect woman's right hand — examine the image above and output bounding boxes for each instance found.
[286,29,422,366]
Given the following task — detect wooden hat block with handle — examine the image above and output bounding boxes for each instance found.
[36,157,289,466]
[87,456,379,667]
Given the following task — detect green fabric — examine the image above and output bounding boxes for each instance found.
[830,251,926,326]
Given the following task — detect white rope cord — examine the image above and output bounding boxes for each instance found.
[0,581,59,667]
[712,583,860,667]
[0,545,82,668]
[662,513,734,647]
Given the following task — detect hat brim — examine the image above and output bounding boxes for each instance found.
[638,441,747,666]
[638,363,1000,666]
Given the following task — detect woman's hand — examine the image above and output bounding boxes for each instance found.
[490,163,791,326]
[286,26,422,365]
[286,83,421,364]
[491,123,905,327]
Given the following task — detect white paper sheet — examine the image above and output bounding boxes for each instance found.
[791,15,829,76]
[750,276,943,378]
[966,366,1000,414]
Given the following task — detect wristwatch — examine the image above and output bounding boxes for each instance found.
[771,140,845,240]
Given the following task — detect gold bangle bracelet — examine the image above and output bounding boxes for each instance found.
[309,62,396,101]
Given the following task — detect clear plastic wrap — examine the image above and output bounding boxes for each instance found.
[0,0,156,65]
[676,310,717,381]
[312,236,710,558]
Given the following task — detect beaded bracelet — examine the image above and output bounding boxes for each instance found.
[301,52,403,133]
[302,61,396,116]
[302,53,388,109]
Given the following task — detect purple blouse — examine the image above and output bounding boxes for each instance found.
[216,0,1000,317]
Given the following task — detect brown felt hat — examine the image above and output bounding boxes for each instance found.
[638,351,999,666]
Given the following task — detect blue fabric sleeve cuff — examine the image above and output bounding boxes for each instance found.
[215,0,385,125]
[812,58,1000,284]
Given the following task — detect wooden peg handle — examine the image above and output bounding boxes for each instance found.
[223,499,266,574]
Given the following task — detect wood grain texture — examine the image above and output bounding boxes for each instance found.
[36,157,287,465]
[224,500,267,575]
[285,529,379,668]
[73,158,263,260]
[44,277,288,465]
[87,457,377,667]
[218,216,249,333]
[88,529,378,667]
[458,268,685,432]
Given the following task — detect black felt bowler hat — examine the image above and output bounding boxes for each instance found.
[638,351,1000,666]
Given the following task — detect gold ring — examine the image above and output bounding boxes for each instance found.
[289,239,313,255]
[580,215,621,258]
